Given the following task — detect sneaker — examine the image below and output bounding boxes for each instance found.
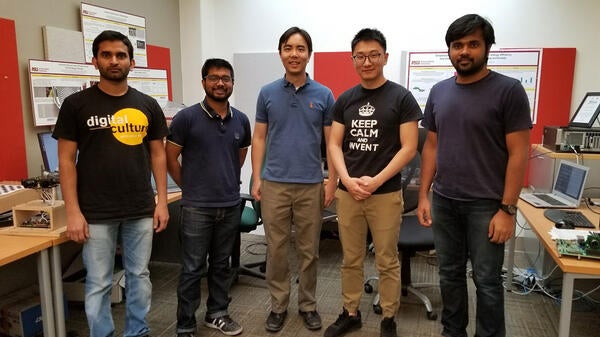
[299,310,322,330]
[324,309,362,337]
[265,310,287,332]
[380,317,397,337]
[204,315,243,336]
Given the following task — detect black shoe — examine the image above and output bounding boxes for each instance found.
[265,310,287,332]
[380,317,397,337]
[176,333,194,337]
[299,310,322,330]
[324,309,362,337]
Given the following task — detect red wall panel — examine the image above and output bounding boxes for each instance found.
[0,18,28,180]
[314,52,360,99]
[147,44,173,101]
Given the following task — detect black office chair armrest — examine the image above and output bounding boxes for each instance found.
[240,193,254,202]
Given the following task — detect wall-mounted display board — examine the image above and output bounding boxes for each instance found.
[29,59,168,126]
[81,2,147,67]
[314,48,575,146]
[407,50,541,123]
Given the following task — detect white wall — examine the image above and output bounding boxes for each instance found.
[180,0,600,190]
[182,0,599,112]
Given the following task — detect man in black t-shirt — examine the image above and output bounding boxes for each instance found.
[53,30,169,337]
[325,28,421,337]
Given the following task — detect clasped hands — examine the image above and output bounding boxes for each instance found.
[344,176,379,201]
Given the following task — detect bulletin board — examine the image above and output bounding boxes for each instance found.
[28,59,169,126]
[406,50,542,123]
[81,2,148,67]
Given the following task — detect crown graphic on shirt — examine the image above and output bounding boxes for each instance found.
[358,102,375,117]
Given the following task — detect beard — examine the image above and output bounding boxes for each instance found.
[98,66,130,82]
[452,56,486,77]
[205,89,232,102]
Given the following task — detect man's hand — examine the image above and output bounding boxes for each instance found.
[488,210,515,244]
[343,177,371,201]
[153,202,169,233]
[66,210,89,243]
[358,176,382,194]
[324,180,336,207]
[251,179,262,201]
[417,196,433,227]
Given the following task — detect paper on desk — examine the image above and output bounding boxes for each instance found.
[549,228,594,240]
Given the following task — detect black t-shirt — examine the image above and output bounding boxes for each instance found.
[53,85,168,221]
[332,81,422,194]
[422,71,532,200]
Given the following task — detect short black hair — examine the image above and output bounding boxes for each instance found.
[201,58,234,80]
[351,28,387,53]
[92,30,134,60]
[278,27,313,54]
[445,14,495,51]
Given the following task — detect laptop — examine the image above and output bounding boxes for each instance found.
[520,160,589,208]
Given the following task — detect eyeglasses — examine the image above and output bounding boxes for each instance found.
[204,75,233,84]
[352,53,382,64]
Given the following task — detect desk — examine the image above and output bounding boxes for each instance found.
[512,201,600,337]
[0,191,182,337]
[0,234,56,337]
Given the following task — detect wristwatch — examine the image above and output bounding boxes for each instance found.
[500,203,518,216]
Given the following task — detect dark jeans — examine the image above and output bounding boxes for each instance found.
[431,193,506,337]
[176,205,240,333]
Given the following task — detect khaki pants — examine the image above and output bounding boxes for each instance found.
[335,189,403,318]
[261,180,324,313]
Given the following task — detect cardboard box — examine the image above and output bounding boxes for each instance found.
[0,295,44,337]
[63,269,125,304]
[0,288,67,337]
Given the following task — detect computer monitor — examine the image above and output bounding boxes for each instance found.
[568,92,600,128]
[37,131,59,172]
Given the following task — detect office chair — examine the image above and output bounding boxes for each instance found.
[231,187,267,281]
[364,127,438,320]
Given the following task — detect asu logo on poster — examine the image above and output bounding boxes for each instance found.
[111,108,148,145]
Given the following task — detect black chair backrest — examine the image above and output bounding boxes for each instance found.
[401,127,427,213]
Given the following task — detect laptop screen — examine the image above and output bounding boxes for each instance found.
[553,161,588,200]
[37,131,59,172]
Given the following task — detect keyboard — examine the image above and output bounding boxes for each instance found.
[543,209,596,228]
[533,193,566,206]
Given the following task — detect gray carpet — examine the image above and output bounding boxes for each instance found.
[65,234,600,337]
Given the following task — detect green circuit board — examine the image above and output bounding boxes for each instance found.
[557,232,600,260]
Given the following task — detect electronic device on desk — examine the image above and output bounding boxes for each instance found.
[542,92,600,153]
[519,160,589,208]
[557,232,600,259]
[544,209,596,229]
[37,131,59,173]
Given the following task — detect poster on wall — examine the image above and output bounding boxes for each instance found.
[29,59,169,126]
[406,49,541,123]
[81,2,147,67]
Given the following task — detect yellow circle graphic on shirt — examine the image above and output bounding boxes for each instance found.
[111,108,149,145]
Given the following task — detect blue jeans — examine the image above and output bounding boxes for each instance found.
[83,218,154,337]
[176,205,240,333]
[431,193,506,337]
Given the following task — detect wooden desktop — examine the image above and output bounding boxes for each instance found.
[509,200,600,337]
